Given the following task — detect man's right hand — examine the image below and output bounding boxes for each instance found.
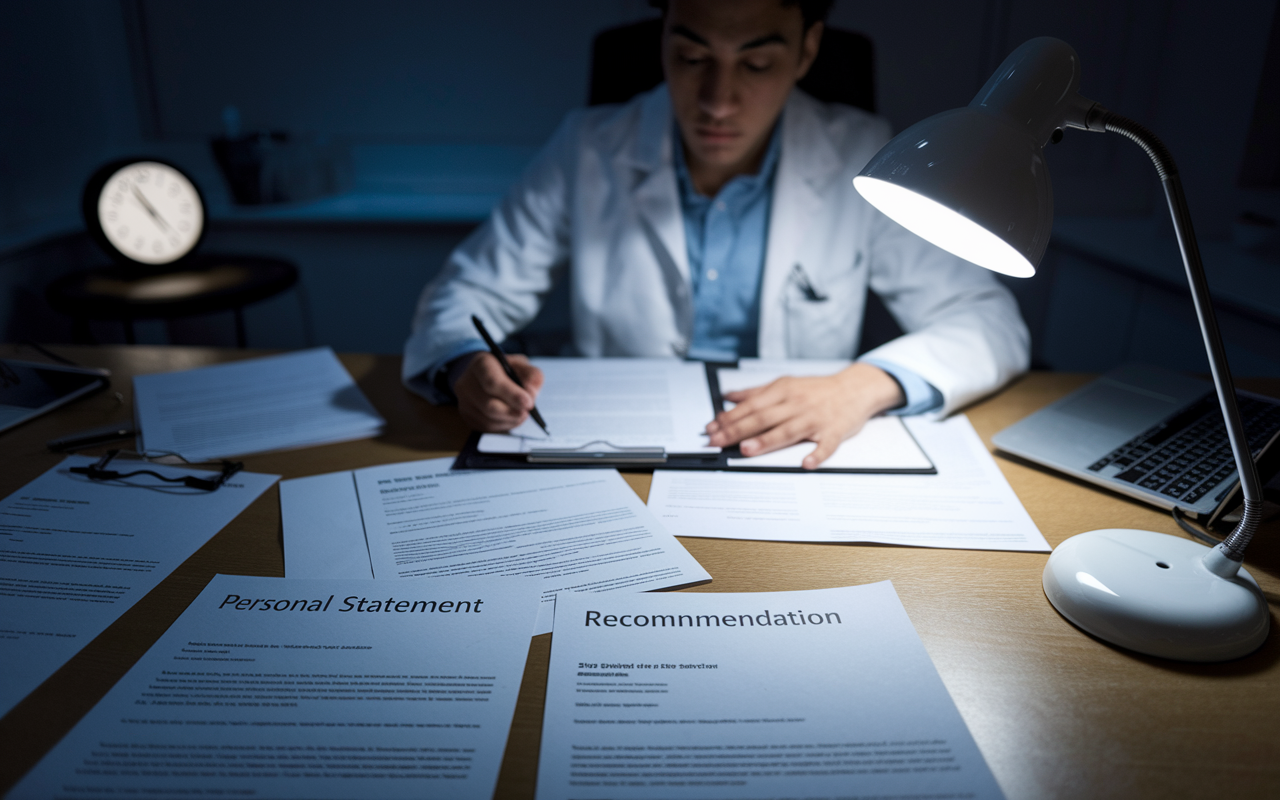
[452,353,545,432]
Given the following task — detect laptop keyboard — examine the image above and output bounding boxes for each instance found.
[1087,394,1280,505]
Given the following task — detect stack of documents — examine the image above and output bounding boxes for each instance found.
[133,347,385,462]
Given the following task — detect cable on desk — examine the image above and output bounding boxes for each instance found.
[1172,506,1222,547]
[21,340,81,366]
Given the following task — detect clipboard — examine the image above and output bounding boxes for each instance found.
[452,362,937,474]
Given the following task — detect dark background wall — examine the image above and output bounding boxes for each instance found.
[2,0,1279,375]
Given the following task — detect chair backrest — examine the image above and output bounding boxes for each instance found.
[587,18,875,112]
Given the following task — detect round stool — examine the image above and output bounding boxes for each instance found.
[46,254,299,347]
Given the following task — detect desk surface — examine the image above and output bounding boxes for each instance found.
[1,344,1278,799]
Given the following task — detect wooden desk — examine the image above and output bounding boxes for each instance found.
[1,344,1278,799]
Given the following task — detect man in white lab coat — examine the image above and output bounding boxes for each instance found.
[403,0,1028,468]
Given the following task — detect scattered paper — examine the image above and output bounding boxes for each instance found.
[647,415,1050,552]
[479,358,718,454]
[538,582,1005,799]
[133,347,385,461]
[9,573,542,800]
[0,456,277,717]
[281,459,711,634]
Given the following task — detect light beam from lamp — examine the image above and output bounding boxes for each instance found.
[853,37,1269,662]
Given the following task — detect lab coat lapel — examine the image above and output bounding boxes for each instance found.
[626,87,690,288]
[758,91,841,358]
[620,87,693,353]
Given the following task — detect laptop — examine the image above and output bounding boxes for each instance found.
[992,363,1280,530]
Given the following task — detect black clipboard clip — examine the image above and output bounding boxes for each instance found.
[528,440,667,465]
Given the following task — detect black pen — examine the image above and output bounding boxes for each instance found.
[471,315,550,435]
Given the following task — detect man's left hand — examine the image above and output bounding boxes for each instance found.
[705,362,905,469]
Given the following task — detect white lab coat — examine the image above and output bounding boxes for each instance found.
[403,85,1029,415]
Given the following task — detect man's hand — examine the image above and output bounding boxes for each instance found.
[705,362,904,469]
[453,353,545,432]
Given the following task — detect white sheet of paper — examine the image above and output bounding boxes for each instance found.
[538,582,1005,799]
[279,457,473,580]
[133,347,385,461]
[478,358,718,454]
[9,573,542,800]
[280,467,385,581]
[647,415,1050,552]
[281,459,711,634]
[0,456,278,718]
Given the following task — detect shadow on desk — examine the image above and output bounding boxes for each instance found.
[1121,612,1280,677]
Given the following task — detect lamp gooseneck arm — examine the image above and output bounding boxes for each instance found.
[1095,110,1263,571]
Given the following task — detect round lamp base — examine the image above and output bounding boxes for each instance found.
[1043,529,1269,662]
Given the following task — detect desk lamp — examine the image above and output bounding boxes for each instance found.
[852,37,1269,662]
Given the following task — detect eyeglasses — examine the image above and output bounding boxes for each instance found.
[69,449,243,492]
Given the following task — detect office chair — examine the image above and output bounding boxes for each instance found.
[583,17,899,354]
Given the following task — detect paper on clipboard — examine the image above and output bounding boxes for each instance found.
[477,358,719,455]
[718,362,932,470]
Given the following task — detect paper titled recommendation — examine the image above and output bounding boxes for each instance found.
[647,415,1050,552]
[280,458,711,634]
[9,573,542,800]
[538,582,1004,799]
[0,456,277,718]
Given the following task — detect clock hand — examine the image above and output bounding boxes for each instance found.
[130,185,170,232]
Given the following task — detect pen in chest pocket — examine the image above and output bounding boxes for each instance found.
[790,263,828,301]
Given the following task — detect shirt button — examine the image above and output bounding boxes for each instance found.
[706,269,719,281]
[714,200,727,212]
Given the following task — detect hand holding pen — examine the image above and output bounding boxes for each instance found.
[462,315,550,435]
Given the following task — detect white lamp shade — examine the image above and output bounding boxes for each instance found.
[854,107,1052,277]
[851,36,1273,663]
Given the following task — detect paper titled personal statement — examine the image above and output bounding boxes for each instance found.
[538,583,1005,799]
[9,573,542,800]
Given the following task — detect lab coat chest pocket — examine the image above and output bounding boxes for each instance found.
[784,255,866,359]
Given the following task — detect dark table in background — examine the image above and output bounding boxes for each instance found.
[1,344,1278,799]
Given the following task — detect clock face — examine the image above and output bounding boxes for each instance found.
[96,161,204,265]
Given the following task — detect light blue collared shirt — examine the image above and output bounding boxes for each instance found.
[674,125,942,415]
[673,124,780,363]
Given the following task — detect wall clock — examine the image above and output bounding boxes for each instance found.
[82,159,205,266]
